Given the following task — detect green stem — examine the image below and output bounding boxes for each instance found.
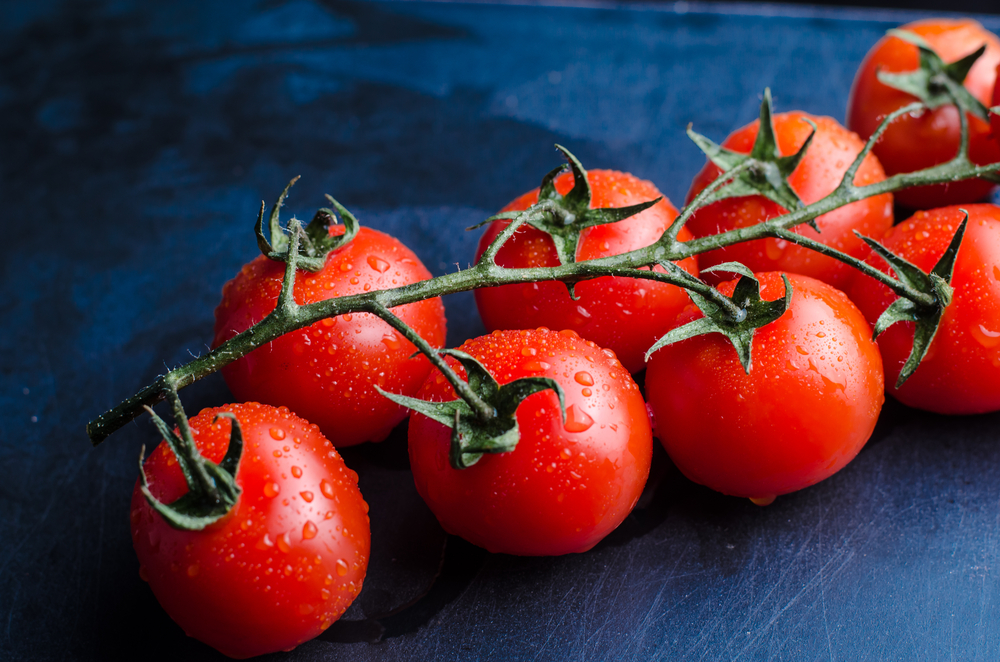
[87,99,1000,446]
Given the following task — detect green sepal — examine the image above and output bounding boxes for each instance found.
[877,29,990,123]
[137,408,243,531]
[255,178,360,272]
[378,349,566,469]
[474,145,660,267]
[687,89,819,231]
[860,214,966,387]
[645,270,793,373]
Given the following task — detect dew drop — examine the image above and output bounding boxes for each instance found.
[303,521,318,540]
[564,405,594,432]
[291,466,303,478]
[750,495,776,507]
[367,255,390,273]
[381,332,402,350]
[321,588,331,601]
[300,491,314,502]
[970,323,1000,348]
[270,427,286,440]
[277,532,293,554]
[560,447,572,460]
[336,559,349,576]
[299,603,315,615]
[521,347,538,357]
[993,265,1000,281]
[524,360,551,372]
[581,388,592,397]
[339,262,353,272]
[320,479,336,499]
[263,482,280,498]
[574,371,594,386]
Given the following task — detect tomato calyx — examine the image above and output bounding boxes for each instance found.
[861,212,968,388]
[254,176,360,272]
[686,88,820,232]
[137,387,243,530]
[472,145,661,273]
[645,263,792,373]
[379,349,566,469]
[877,29,991,124]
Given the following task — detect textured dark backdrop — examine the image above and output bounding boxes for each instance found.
[3,1,1000,661]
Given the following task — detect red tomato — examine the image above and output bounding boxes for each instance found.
[213,227,447,447]
[130,402,370,659]
[645,272,884,502]
[993,62,1000,149]
[848,204,1000,414]
[847,18,1000,208]
[685,112,894,291]
[407,328,652,556]
[474,170,698,374]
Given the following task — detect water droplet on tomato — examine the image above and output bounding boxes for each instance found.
[750,495,776,506]
[303,520,318,540]
[381,332,401,350]
[300,490,314,502]
[339,262,353,272]
[564,405,594,432]
[574,371,594,386]
[335,559,349,576]
[277,532,293,553]
[560,447,572,460]
[367,255,390,273]
[291,465,302,478]
[299,603,314,615]
[264,482,280,498]
[581,388,592,397]
[270,427,286,440]
[343,314,353,322]
[521,347,537,357]
[321,588,331,601]
[524,360,551,372]
[970,323,1000,348]
[764,238,787,260]
[320,479,336,499]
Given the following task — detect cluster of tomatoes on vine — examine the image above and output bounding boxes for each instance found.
[118,18,1000,659]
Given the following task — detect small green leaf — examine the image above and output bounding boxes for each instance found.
[861,214,968,387]
[379,351,565,470]
[878,30,990,122]
[644,272,792,373]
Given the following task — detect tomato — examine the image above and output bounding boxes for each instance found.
[213,227,447,447]
[645,272,884,502]
[847,18,1000,208]
[685,112,894,291]
[407,328,652,556]
[847,204,1000,414]
[473,170,698,374]
[130,402,370,658]
[993,61,1000,149]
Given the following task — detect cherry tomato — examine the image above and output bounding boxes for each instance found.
[645,272,884,502]
[213,227,447,447]
[407,328,652,556]
[130,402,370,659]
[847,18,1000,208]
[685,112,894,291]
[474,170,698,374]
[848,204,1000,414]
[992,62,1000,149]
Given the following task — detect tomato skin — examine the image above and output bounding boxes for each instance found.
[407,328,652,556]
[474,170,698,374]
[993,62,1000,150]
[645,273,884,501]
[130,403,370,659]
[847,204,1000,414]
[847,19,1000,208]
[685,113,894,291]
[213,227,447,447]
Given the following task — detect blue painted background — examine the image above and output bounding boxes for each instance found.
[3,1,1000,660]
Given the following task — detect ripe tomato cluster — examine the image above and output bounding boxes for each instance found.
[125,15,1000,660]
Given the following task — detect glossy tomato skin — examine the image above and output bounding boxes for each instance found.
[213,227,447,447]
[408,328,653,556]
[847,19,1000,208]
[993,62,1000,151]
[686,113,894,291]
[130,403,370,659]
[646,273,884,501]
[474,170,698,374]
[848,204,1000,414]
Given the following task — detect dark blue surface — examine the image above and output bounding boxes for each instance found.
[4,1,1000,660]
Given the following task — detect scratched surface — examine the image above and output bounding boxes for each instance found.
[3,1,1000,660]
